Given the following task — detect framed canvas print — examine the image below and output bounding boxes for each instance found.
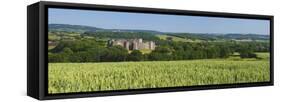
[27,1,274,100]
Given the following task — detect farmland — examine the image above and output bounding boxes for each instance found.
[47,24,271,94]
[48,58,270,94]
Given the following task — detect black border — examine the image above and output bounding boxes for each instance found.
[39,1,274,100]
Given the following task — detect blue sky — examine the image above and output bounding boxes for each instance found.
[49,8,270,35]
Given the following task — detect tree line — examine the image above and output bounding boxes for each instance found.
[82,31,160,41]
[48,39,268,63]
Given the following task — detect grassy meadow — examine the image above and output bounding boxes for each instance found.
[48,53,270,94]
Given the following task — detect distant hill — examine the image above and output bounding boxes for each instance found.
[221,34,269,40]
[168,33,269,41]
[49,24,162,34]
[49,24,269,40]
[49,24,103,33]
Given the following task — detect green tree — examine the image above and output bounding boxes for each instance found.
[128,50,143,61]
[238,46,257,58]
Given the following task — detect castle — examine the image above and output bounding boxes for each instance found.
[108,38,156,50]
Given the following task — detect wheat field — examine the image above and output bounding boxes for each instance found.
[48,59,270,94]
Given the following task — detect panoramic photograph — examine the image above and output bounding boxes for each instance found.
[48,8,270,94]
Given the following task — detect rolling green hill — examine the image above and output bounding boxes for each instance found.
[49,24,103,33]
[49,24,270,41]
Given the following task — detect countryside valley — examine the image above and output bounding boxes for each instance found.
[48,24,270,94]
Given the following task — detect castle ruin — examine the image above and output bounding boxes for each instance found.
[108,38,156,50]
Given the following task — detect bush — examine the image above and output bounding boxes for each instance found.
[240,52,257,58]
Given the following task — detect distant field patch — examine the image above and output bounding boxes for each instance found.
[256,52,270,60]
[157,34,194,42]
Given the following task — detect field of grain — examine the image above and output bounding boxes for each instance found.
[48,59,270,94]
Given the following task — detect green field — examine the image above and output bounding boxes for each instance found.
[129,49,152,54]
[48,58,270,94]
[256,52,270,59]
[157,34,198,42]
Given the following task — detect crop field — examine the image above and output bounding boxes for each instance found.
[48,59,270,94]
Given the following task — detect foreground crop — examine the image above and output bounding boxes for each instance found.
[48,59,270,94]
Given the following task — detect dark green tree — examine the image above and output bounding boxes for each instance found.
[128,50,143,61]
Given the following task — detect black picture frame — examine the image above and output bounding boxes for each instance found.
[27,1,274,100]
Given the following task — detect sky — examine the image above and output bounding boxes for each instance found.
[48,8,270,35]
